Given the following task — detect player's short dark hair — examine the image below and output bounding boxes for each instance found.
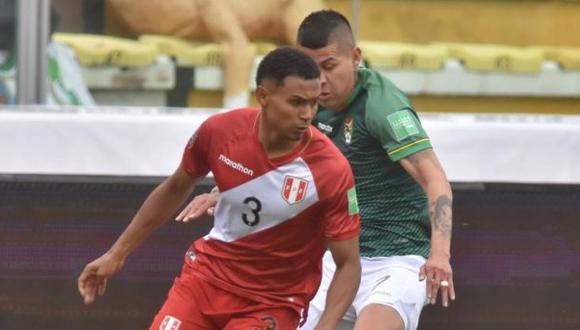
[297,10,354,49]
[255,47,320,86]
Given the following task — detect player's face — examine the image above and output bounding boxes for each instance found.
[257,76,320,141]
[298,41,361,111]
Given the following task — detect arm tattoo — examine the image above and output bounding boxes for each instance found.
[430,195,453,239]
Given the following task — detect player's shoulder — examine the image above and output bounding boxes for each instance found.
[359,67,414,119]
[202,107,259,133]
[204,107,259,125]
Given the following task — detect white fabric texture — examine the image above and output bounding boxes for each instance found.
[300,251,427,330]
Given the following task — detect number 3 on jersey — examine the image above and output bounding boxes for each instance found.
[242,196,262,226]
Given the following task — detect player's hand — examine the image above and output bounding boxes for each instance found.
[175,188,219,222]
[78,252,125,305]
[419,253,455,307]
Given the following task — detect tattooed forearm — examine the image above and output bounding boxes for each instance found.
[429,195,453,239]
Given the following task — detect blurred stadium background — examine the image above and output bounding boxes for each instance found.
[1,0,580,329]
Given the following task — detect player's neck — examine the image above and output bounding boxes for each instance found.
[334,73,359,112]
[258,118,304,159]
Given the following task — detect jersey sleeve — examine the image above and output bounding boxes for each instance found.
[181,119,212,178]
[366,106,432,162]
[321,158,361,241]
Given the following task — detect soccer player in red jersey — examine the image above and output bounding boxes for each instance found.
[78,47,361,330]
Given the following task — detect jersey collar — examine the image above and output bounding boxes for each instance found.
[253,112,313,166]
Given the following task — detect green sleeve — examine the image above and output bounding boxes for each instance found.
[366,106,432,162]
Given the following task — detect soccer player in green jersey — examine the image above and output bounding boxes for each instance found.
[296,10,454,330]
[178,10,454,330]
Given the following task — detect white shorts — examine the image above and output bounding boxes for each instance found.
[300,251,428,330]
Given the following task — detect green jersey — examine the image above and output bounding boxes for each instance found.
[313,67,432,258]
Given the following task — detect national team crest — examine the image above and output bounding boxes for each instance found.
[160,315,181,330]
[344,116,354,144]
[282,175,309,205]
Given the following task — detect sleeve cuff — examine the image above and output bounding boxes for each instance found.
[387,138,432,162]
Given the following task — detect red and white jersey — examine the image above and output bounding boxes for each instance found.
[181,108,360,312]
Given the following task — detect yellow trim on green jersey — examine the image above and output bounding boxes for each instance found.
[388,138,430,157]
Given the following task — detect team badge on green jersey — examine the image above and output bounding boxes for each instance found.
[387,110,420,141]
[344,116,354,144]
[347,186,359,215]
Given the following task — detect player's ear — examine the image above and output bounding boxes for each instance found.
[353,46,362,70]
[255,85,268,108]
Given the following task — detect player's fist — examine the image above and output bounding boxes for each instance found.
[78,252,125,304]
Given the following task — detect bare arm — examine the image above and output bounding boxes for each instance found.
[78,165,200,304]
[315,236,361,329]
[399,148,455,307]
[106,166,200,258]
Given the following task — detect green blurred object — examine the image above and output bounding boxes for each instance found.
[0,51,15,104]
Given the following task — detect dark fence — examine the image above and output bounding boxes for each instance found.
[1,175,579,330]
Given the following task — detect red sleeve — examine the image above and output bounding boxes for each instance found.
[321,158,360,241]
[180,119,212,178]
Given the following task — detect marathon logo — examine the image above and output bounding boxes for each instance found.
[219,154,254,176]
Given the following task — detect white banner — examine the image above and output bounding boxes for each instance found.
[1,106,580,184]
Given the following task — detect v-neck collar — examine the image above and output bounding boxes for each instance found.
[253,112,313,167]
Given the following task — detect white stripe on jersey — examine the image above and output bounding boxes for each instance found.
[207,157,319,242]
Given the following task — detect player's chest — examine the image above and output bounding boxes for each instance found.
[209,140,320,207]
[211,157,321,240]
[315,109,374,155]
